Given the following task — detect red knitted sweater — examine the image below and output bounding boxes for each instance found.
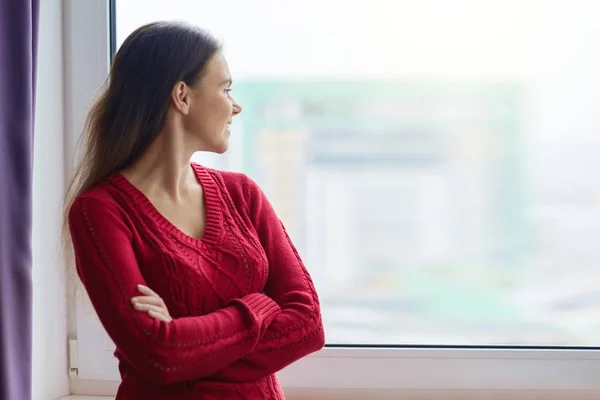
[68,163,325,399]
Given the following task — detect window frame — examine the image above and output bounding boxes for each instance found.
[64,0,600,396]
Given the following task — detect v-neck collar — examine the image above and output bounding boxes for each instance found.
[109,163,222,248]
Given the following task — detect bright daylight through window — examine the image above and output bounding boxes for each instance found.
[115,0,600,347]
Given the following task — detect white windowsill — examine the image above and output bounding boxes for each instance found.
[57,391,600,400]
[58,397,113,400]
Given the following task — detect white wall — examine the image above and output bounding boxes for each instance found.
[32,0,70,398]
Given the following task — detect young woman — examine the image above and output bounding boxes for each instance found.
[64,21,325,399]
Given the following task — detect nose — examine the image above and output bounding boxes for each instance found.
[232,99,242,116]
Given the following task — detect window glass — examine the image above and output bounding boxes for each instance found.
[116,0,600,346]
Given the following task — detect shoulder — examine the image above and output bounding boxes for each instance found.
[201,165,260,201]
[200,165,271,217]
[70,181,118,210]
[68,179,126,226]
[211,168,251,187]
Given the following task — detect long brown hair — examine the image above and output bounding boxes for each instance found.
[62,21,221,288]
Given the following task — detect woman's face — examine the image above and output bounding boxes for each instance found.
[183,52,242,154]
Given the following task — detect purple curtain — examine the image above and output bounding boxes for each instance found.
[0,1,40,399]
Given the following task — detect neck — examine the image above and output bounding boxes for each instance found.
[121,128,197,200]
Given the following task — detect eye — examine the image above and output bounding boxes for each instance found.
[224,88,232,95]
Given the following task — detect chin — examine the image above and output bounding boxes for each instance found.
[199,131,230,154]
[213,140,229,154]
[215,131,231,153]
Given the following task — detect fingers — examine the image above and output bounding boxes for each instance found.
[137,284,159,297]
[132,303,163,313]
[148,309,172,322]
[132,302,172,322]
[131,296,164,307]
[137,284,158,297]
[131,284,173,322]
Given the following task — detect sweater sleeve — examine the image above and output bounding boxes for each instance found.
[68,194,281,385]
[211,175,325,382]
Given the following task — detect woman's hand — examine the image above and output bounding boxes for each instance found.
[131,284,173,322]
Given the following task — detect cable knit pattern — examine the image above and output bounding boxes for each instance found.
[68,163,325,399]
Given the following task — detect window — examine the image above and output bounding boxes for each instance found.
[66,0,600,395]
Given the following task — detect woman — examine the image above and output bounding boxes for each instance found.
[64,21,325,399]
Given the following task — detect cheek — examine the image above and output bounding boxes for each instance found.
[193,96,226,121]
[220,94,233,117]
[205,94,232,121]
[189,94,233,137]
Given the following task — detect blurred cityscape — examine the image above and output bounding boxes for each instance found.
[220,80,600,346]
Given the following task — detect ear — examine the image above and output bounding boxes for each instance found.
[170,81,191,115]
